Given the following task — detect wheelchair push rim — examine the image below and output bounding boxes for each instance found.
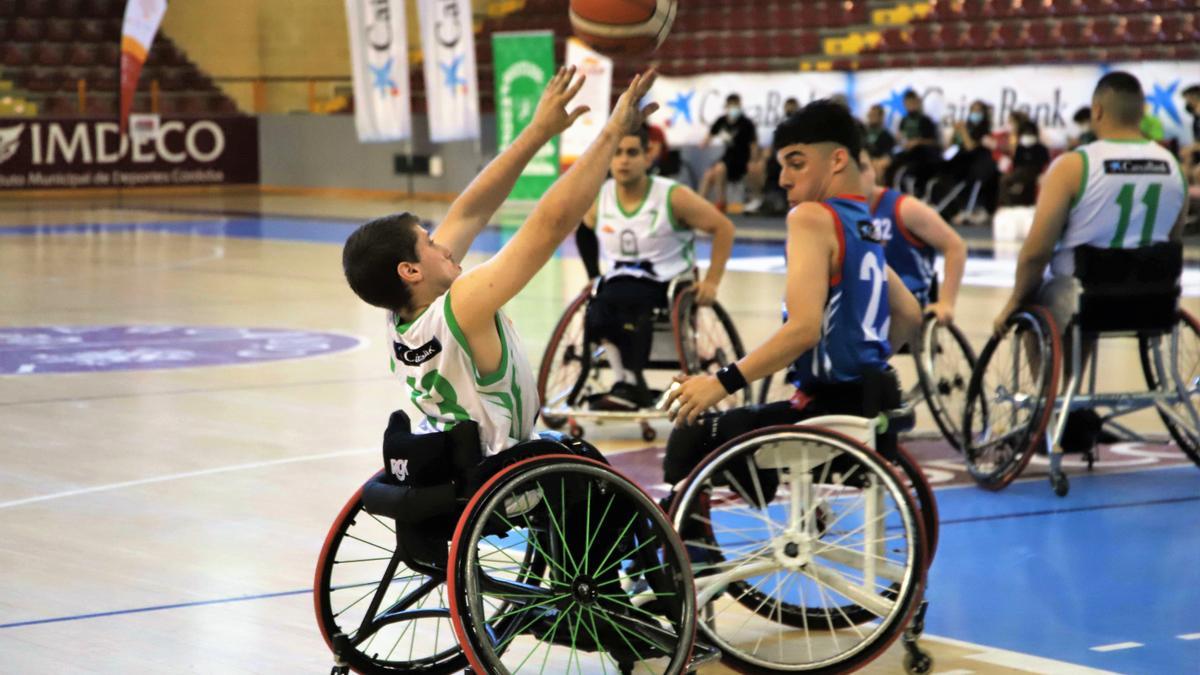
[961,306,1060,490]
[313,471,465,674]
[448,454,698,675]
[672,287,753,411]
[536,285,592,429]
[668,425,928,673]
[1139,308,1200,467]
[914,314,977,452]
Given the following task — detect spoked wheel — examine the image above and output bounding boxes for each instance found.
[1140,309,1200,467]
[673,288,752,411]
[757,371,798,405]
[313,473,463,674]
[962,307,1060,490]
[448,455,697,675]
[914,315,977,451]
[893,444,939,565]
[669,426,927,674]
[537,286,593,429]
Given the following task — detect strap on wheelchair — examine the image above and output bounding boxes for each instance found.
[802,368,906,460]
[1073,242,1182,335]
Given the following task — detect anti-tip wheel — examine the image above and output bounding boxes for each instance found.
[904,651,934,675]
[569,424,584,439]
[1051,472,1070,497]
[641,424,657,442]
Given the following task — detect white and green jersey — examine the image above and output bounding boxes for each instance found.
[596,176,695,282]
[386,291,538,455]
[1054,139,1187,276]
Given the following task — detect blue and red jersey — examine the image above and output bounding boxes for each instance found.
[872,188,937,306]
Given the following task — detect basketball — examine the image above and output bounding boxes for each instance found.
[569,0,677,57]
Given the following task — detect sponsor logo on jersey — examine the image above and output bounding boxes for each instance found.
[857,219,882,243]
[393,336,443,366]
[1103,159,1170,175]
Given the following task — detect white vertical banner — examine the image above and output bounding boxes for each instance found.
[417,0,481,142]
[560,37,612,167]
[344,0,412,142]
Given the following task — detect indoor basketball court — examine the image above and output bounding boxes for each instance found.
[1,0,1198,673]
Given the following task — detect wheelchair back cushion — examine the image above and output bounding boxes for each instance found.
[381,410,483,490]
[1074,243,1182,334]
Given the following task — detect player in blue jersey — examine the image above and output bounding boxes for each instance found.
[859,148,966,324]
[661,101,921,484]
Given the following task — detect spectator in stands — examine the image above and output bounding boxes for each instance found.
[945,100,999,226]
[887,90,941,195]
[1000,119,1050,206]
[1184,84,1200,186]
[698,93,759,213]
[1071,107,1097,148]
[745,97,800,214]
[864,104,897,184]
[645,123,672,175]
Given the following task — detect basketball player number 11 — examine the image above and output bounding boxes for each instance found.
[1111,182,1162,248]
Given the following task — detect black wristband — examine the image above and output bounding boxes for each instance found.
[715,363,748,395]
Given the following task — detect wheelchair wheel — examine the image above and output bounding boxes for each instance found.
[893,444,939,566]
[673,288,752,411]
[914,315,977,451]
[448,455,697,675]
[669,425,927,673]
[757,371,798,405]
[313,473,464,674]
[1139,309,1200,467]
[537,286,592,429]
[962,307,1060,490]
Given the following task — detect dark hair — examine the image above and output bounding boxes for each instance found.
[725,93,741,105]
[623,124,650,149]
[784,97,799,107]
[773,99,863,158]
[1094,71,1144,126]
[1018,120,1040,137]
[342,212,421,312]
[1073,106,1091,123]
[1184,84,1200,98]
[903,89,920,101]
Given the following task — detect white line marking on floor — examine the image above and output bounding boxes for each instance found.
[16,364,34,374]
[1089,642,1144,652]
[0,448,373,510]
[934,670,976,675]
[925,634,1120,674]
[1177,632,1200,640]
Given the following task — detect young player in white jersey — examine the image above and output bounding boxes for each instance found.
[342,67,660,455]
[994,71,1189,336]
[575,126,735,409]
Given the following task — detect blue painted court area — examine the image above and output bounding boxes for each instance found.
[926,466,1200,673]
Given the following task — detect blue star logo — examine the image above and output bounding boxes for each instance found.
[440,56,467,92]
[667,89,695,125]
[369,58,396,96]
[881,87,909,127]
[1148,79,1181,126]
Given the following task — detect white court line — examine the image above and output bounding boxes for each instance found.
[1089,642,1144,652]
[1178,633,1200,640]
[925,634,1120,674]
[0,448,373,510]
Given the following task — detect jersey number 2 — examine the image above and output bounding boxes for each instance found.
[1111,182,1162,248]
[859,251,890,341]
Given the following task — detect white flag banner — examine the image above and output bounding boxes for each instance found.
[344,0,412,142]
[648,72,846,148]
[561,37,612,167]
[417,0,481,142]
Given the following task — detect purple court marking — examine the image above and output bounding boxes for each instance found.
[0,326,361,375]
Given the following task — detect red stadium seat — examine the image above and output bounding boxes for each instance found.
[1091,17,1118,45]
[83,0,115,18]
[24,0,53,17]
[2,43,32,67]
[68,43,98,67]
[89,65,118,93]
[13,18,46,42]
[46,18,74,42]
[25,67,58,93]
[35,43,66,67]
[54,0,82,16]
[1059,19,1090,47]
[911,25,938,50]
[0,0,15,19]
[1027,19,1060,47]
[85,93,117,117]
[963,22,989,48]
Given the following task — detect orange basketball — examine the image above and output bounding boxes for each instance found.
[569,0,677,57]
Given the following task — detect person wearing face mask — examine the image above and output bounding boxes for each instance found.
[944,100,1000,225]
[698,93,759,212]
[1071,107,1097,148]
[1180,84,1200,186]
[1000,118,1050,206]
[745,96,801,214]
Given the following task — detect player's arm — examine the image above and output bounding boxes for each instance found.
[666,204,834,425]
[898,196,967,324]
[887,266,922,352]
[432,66,588,262]
[670,185,735,305]
[575,200,601,278]
[451,71,658,326]
[993,151,1082,333]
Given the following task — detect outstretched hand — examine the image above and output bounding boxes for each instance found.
[605,69,660,137]
[531,66,590,138]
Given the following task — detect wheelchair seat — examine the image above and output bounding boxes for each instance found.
[1073,242,1182,335]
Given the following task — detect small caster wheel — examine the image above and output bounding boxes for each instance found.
[641,425,656,442]
[1051,472,1069,497]
[570,425,584,439]
[903,651,933,674]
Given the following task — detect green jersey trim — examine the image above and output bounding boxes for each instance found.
[443,291,510,387]
[1070,149,1089,210]
[1172,155,1189,203]
[616,180,651,218]
[1104,138,1154,144]
[667,183,687,232]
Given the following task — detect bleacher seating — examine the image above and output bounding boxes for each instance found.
[0,0,239,118]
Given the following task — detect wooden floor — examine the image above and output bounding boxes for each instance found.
[0,189,1195,673]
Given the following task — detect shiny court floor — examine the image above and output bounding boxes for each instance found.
[1,189,1197,673]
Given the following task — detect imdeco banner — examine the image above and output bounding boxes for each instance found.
[417,0,481,142]
[344,0,412,142]
[492,31,558,200]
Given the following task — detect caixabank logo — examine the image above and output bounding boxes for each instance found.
[0,124,23,164]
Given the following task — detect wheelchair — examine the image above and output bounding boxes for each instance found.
[666,402,937,674]
[314,428,708,674]
[537,273,750,442]
[961,242,1199,496]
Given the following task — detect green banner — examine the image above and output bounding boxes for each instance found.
[492,31,558,200]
